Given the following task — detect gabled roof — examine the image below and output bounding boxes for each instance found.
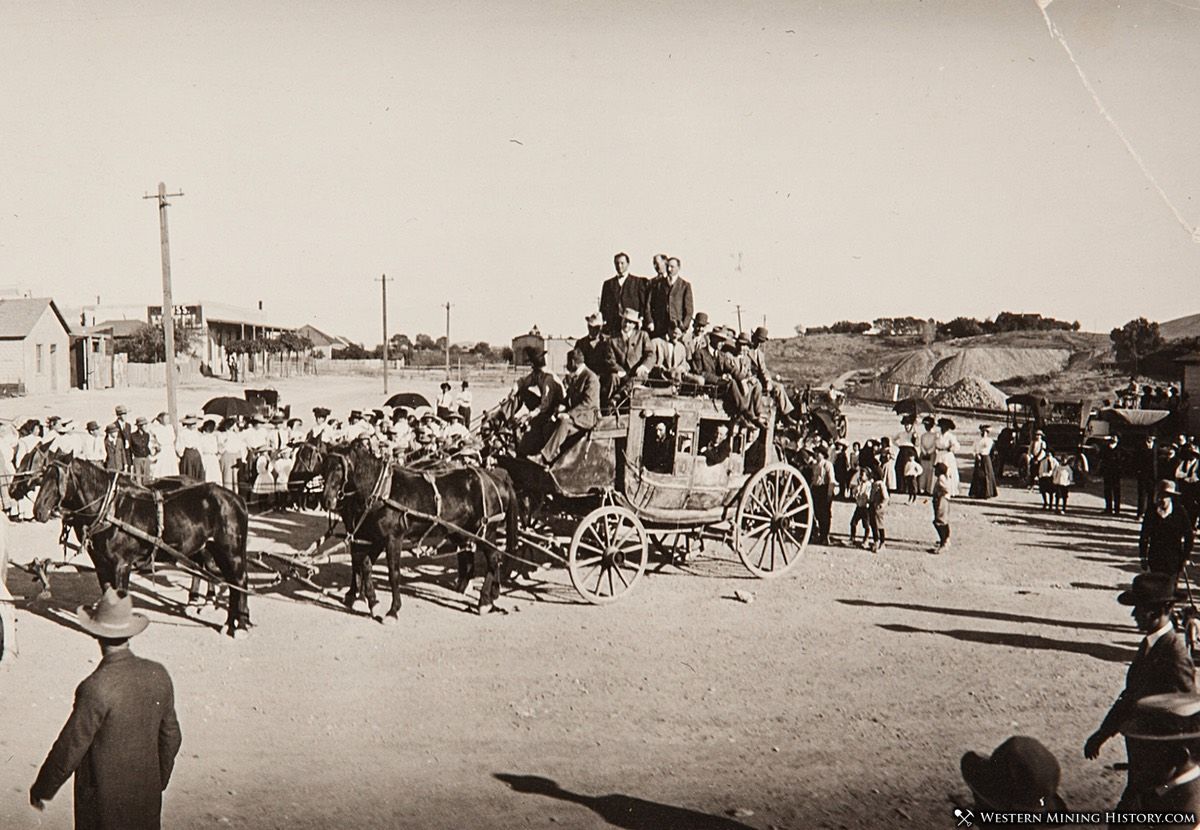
[0,298,70,339]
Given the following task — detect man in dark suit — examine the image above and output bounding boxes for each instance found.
[1140,480,1195,581]
[31,587,182,830]
[108,404,133,472]
[689,328,737,387]
[1117,693,1200,821]
[647,256,694,338]
[1085,573,1196,809]
[599,252,649,336]
[1100,435,1124,515]
[535,349,601,465]
[1134,435,1160,519]
[576,313,619,408]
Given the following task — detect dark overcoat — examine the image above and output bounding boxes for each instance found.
[32,649,182,830]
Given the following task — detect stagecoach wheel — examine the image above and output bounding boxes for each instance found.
[734,462,812,579]
[568,506,648,605]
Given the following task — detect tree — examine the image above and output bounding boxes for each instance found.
[793,324,805,337]
[114,322,195,363]
[938,317,985,339]
[471,341,491,356]
[1110,317,1164,373]
[920,319,937,346]
[414,333,436,351]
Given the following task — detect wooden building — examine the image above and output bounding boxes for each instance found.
[0,298,72,395]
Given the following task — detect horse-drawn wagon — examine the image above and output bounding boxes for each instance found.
[496,385,815,603]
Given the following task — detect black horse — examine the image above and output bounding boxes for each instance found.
[322,440,519,620]
[33,456,253,638]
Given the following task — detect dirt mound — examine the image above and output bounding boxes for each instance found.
[933,376,1009,410]
[928,348,1070,386]
[882,349,941,385]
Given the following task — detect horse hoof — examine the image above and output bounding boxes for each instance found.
[368,604,383,622]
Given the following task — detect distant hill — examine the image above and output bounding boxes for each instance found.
[766,329,1128,401]
[1160,312,1200,341]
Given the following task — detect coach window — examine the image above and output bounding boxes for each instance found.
[698,418,732,466]
[643,415,677,474]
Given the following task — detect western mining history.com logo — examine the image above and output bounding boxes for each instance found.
[953,807,1198,825]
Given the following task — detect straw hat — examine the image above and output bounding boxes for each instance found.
[77,587,149,639]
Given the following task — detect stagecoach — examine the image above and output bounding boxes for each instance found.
[497,385,815,604]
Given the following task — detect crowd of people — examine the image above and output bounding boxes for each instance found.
[0,399,481,515]
[1112,380,1188,413]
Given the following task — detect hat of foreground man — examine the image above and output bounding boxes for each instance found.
[620,308,641,324]
[1118,572,1178,607]
[77,587,149,639]
[1121,693,1200,741]
[960,735,1066,812]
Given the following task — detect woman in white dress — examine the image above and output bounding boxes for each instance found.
[916,416,940,495]
[935,417,962,494]
[198,419,222,485]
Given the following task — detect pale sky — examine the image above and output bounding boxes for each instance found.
[2,0,1197,346]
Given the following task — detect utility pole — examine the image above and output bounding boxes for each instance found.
[143,182,184,429]
[734,304,744,333]
[377,274,390,394]
[443,301,452,376]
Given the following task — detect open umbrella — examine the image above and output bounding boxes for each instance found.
[384,392,431,410]
[202,396,253,418]
[893,397,935,417]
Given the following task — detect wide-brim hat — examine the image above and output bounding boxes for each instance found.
[960,736,1065,812]
[1159,480,1179,495]
[1121,693,1200,741]
[181,415,200,425]
[446,411,464,422]
[585,312,602,327]
[1118,572,1178,607]
[77,587,149,639]
[620,308,641,324]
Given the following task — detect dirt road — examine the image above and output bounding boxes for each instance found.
[0,382,1146,828]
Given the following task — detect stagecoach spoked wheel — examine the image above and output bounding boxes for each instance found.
[734,462,812,578]
[568,506,648,605]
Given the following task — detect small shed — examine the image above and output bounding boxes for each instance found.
[1177,352,1200,436]
[0,298,72,395]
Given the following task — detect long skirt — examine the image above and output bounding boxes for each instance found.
[918,454,936,494]
[894,446,915,490]
[969,455,998,499]
[202,453,221,485]
[179,448,204,481]
[219,452,241,491]
[0,453,14,514]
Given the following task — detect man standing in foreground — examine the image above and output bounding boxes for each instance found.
[1085,572,1196,810]
[31,587,182,829]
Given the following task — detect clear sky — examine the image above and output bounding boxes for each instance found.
[1,0,1197,346]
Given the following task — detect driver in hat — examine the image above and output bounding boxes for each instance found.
[30,587,182,828]
[1086,573,1197,809]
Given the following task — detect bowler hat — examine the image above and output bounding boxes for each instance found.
[693,312,709,326]
[104,424,118,434]
[736,332,752,346]
[1118,572,1178,607]
[86,421,99,431]
[135,416,149,426]
[960,736,1065,812]
[1121,693,1200,741]
[752,326,769,342]
[114,405,129,415]
[77,587,149,639]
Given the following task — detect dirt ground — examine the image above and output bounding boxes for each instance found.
[0,376,1150,829]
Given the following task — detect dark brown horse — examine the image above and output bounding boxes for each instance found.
[33,456,253,637]
[322,440,519,620]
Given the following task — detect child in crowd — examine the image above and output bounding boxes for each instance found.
[931,461,953,553]
[1051,453,1075,513]
[1036,452,1058,510]
[903,456,922,503]
[868,464,889,552]
[848,466,872,547]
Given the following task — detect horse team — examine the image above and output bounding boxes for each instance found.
[12,436,519,638]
